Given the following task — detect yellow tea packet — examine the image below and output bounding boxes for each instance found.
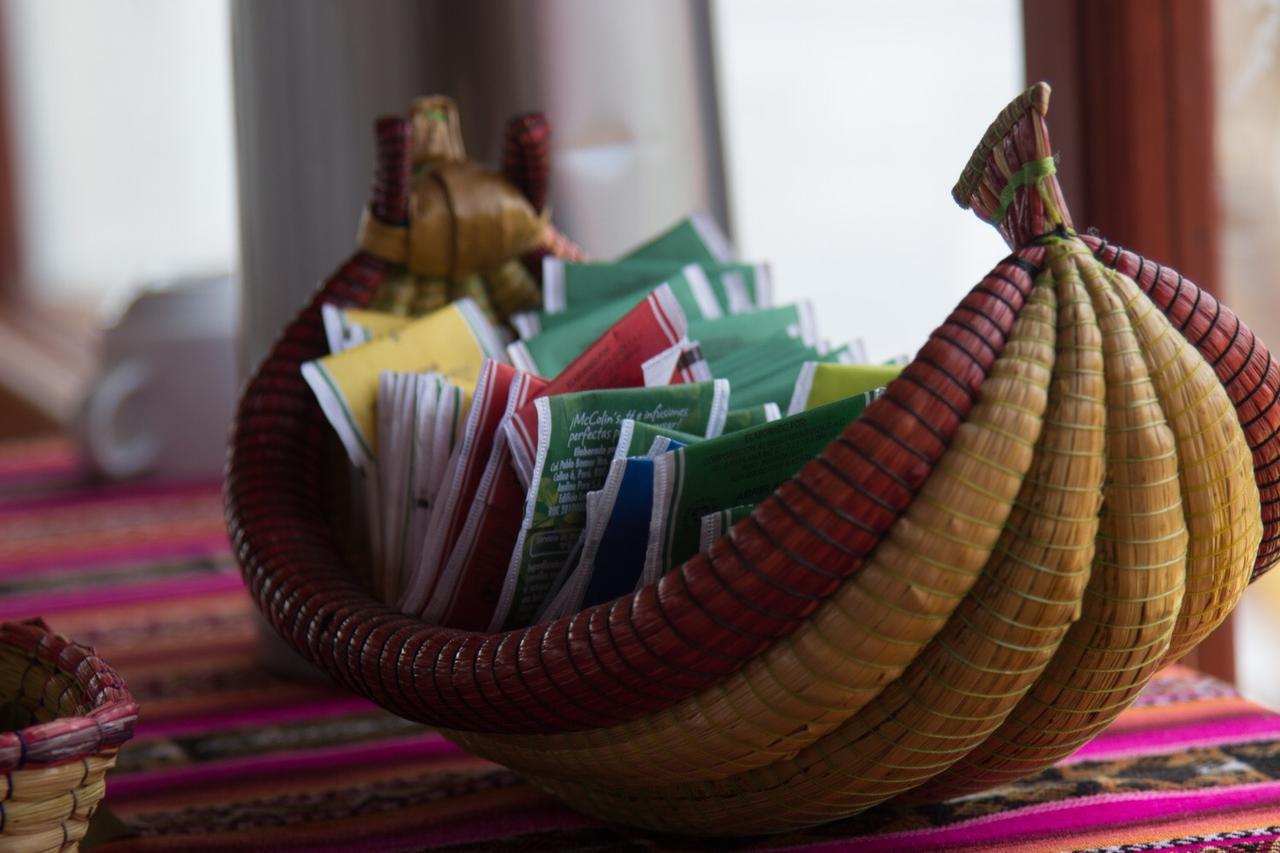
[302,298,505,469]
[786,361,903,414]
[321,304,416,353]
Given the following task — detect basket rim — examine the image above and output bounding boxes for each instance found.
[0,618,138,772]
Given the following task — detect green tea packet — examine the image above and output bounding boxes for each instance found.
[625,420,704,455]
[518,261,769,339]
[643,391,878,585]
[688,303,818,362]
[490,379,730,630]
[787,361,904,414]
[706,337,825,411]
[722,403,781,432]
[540,259,773,316]
[517,265,724,340]
[620,212,735,266]
[540,400,778,621]
[508,276,722,378]
[698,503,756,554]
[537,418,704,622]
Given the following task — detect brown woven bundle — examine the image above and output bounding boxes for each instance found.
[225,83,1278,834]
[353,96,580,323]
[0,619,137,852]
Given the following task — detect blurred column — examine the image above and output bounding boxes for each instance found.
[232,0,728,371]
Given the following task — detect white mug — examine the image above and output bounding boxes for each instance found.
[76,275,239,481]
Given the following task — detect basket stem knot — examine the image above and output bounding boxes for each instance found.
[953,81,1075,248]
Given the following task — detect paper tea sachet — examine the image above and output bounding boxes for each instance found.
[321,304,415,353]
[699,504,755,554]
[787,361,904,414]
[624,419,704,455]
[491,379,731,630]
[414,370,547,629]
[705,336,826,411]
[688,303,819,362]
[302,297,506,470]
[505,283,700,484]
[711,339,865,411]
[405,375,466,575]
[416,302,707,627]
[538,259,772,319]
[508,271,722,377]
[723,402,781,432]
[620,211,735,266]
[538,418,708,621]
[551,405,778,618]
[399,360,527,616]
[534,418,703,621]
[374,371,424,602]
[643,390,878,585]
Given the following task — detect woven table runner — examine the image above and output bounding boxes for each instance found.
[2,436,1279,852]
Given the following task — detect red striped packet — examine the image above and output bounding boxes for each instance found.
[399,361,536,615]
[418,370,546,627]
[505,284,691,486]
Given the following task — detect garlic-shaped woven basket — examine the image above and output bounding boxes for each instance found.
[224,84,1280,835]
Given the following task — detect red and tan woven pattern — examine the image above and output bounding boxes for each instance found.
[225,83,1273,834]
[1084,234,1280,580]
[0,619,137,851]
[370,116,412,227]
[501,112,551,214]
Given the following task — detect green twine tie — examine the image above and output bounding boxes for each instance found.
[995,157,1057,225]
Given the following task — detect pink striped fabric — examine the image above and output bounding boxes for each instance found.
[4,438,1280,852]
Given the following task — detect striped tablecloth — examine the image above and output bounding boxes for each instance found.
[3,436,1280,852]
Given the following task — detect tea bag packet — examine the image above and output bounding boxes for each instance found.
[407,375,467,568]
[719,264,773,313]
[625,419,704,456]
[699,504,756,554]
[538,259,772,321]
[505,284,695,485]
[539,418,707,621]
[620,211,735,265]
[417,370,547,629]
[720,341,866,411]
[491,379,730,630]
[321,304,415,353]
[643,392,877,585]
[508,273,721,377]
[302,297,506,471]
[399,360,528,616]
[374,371,421,602]
[787,361,903,414]
[688,303,819,363]
[722,403,781,432]
[431,299,711,625]
[706,336,825,410]
[425,379,467,505]
[370,371,469,605]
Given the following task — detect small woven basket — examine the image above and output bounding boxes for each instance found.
[226,86,1280,834]
[0,619,137,853]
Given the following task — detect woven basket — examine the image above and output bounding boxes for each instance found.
[0,620,138,853]
[225,85,1280,835]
